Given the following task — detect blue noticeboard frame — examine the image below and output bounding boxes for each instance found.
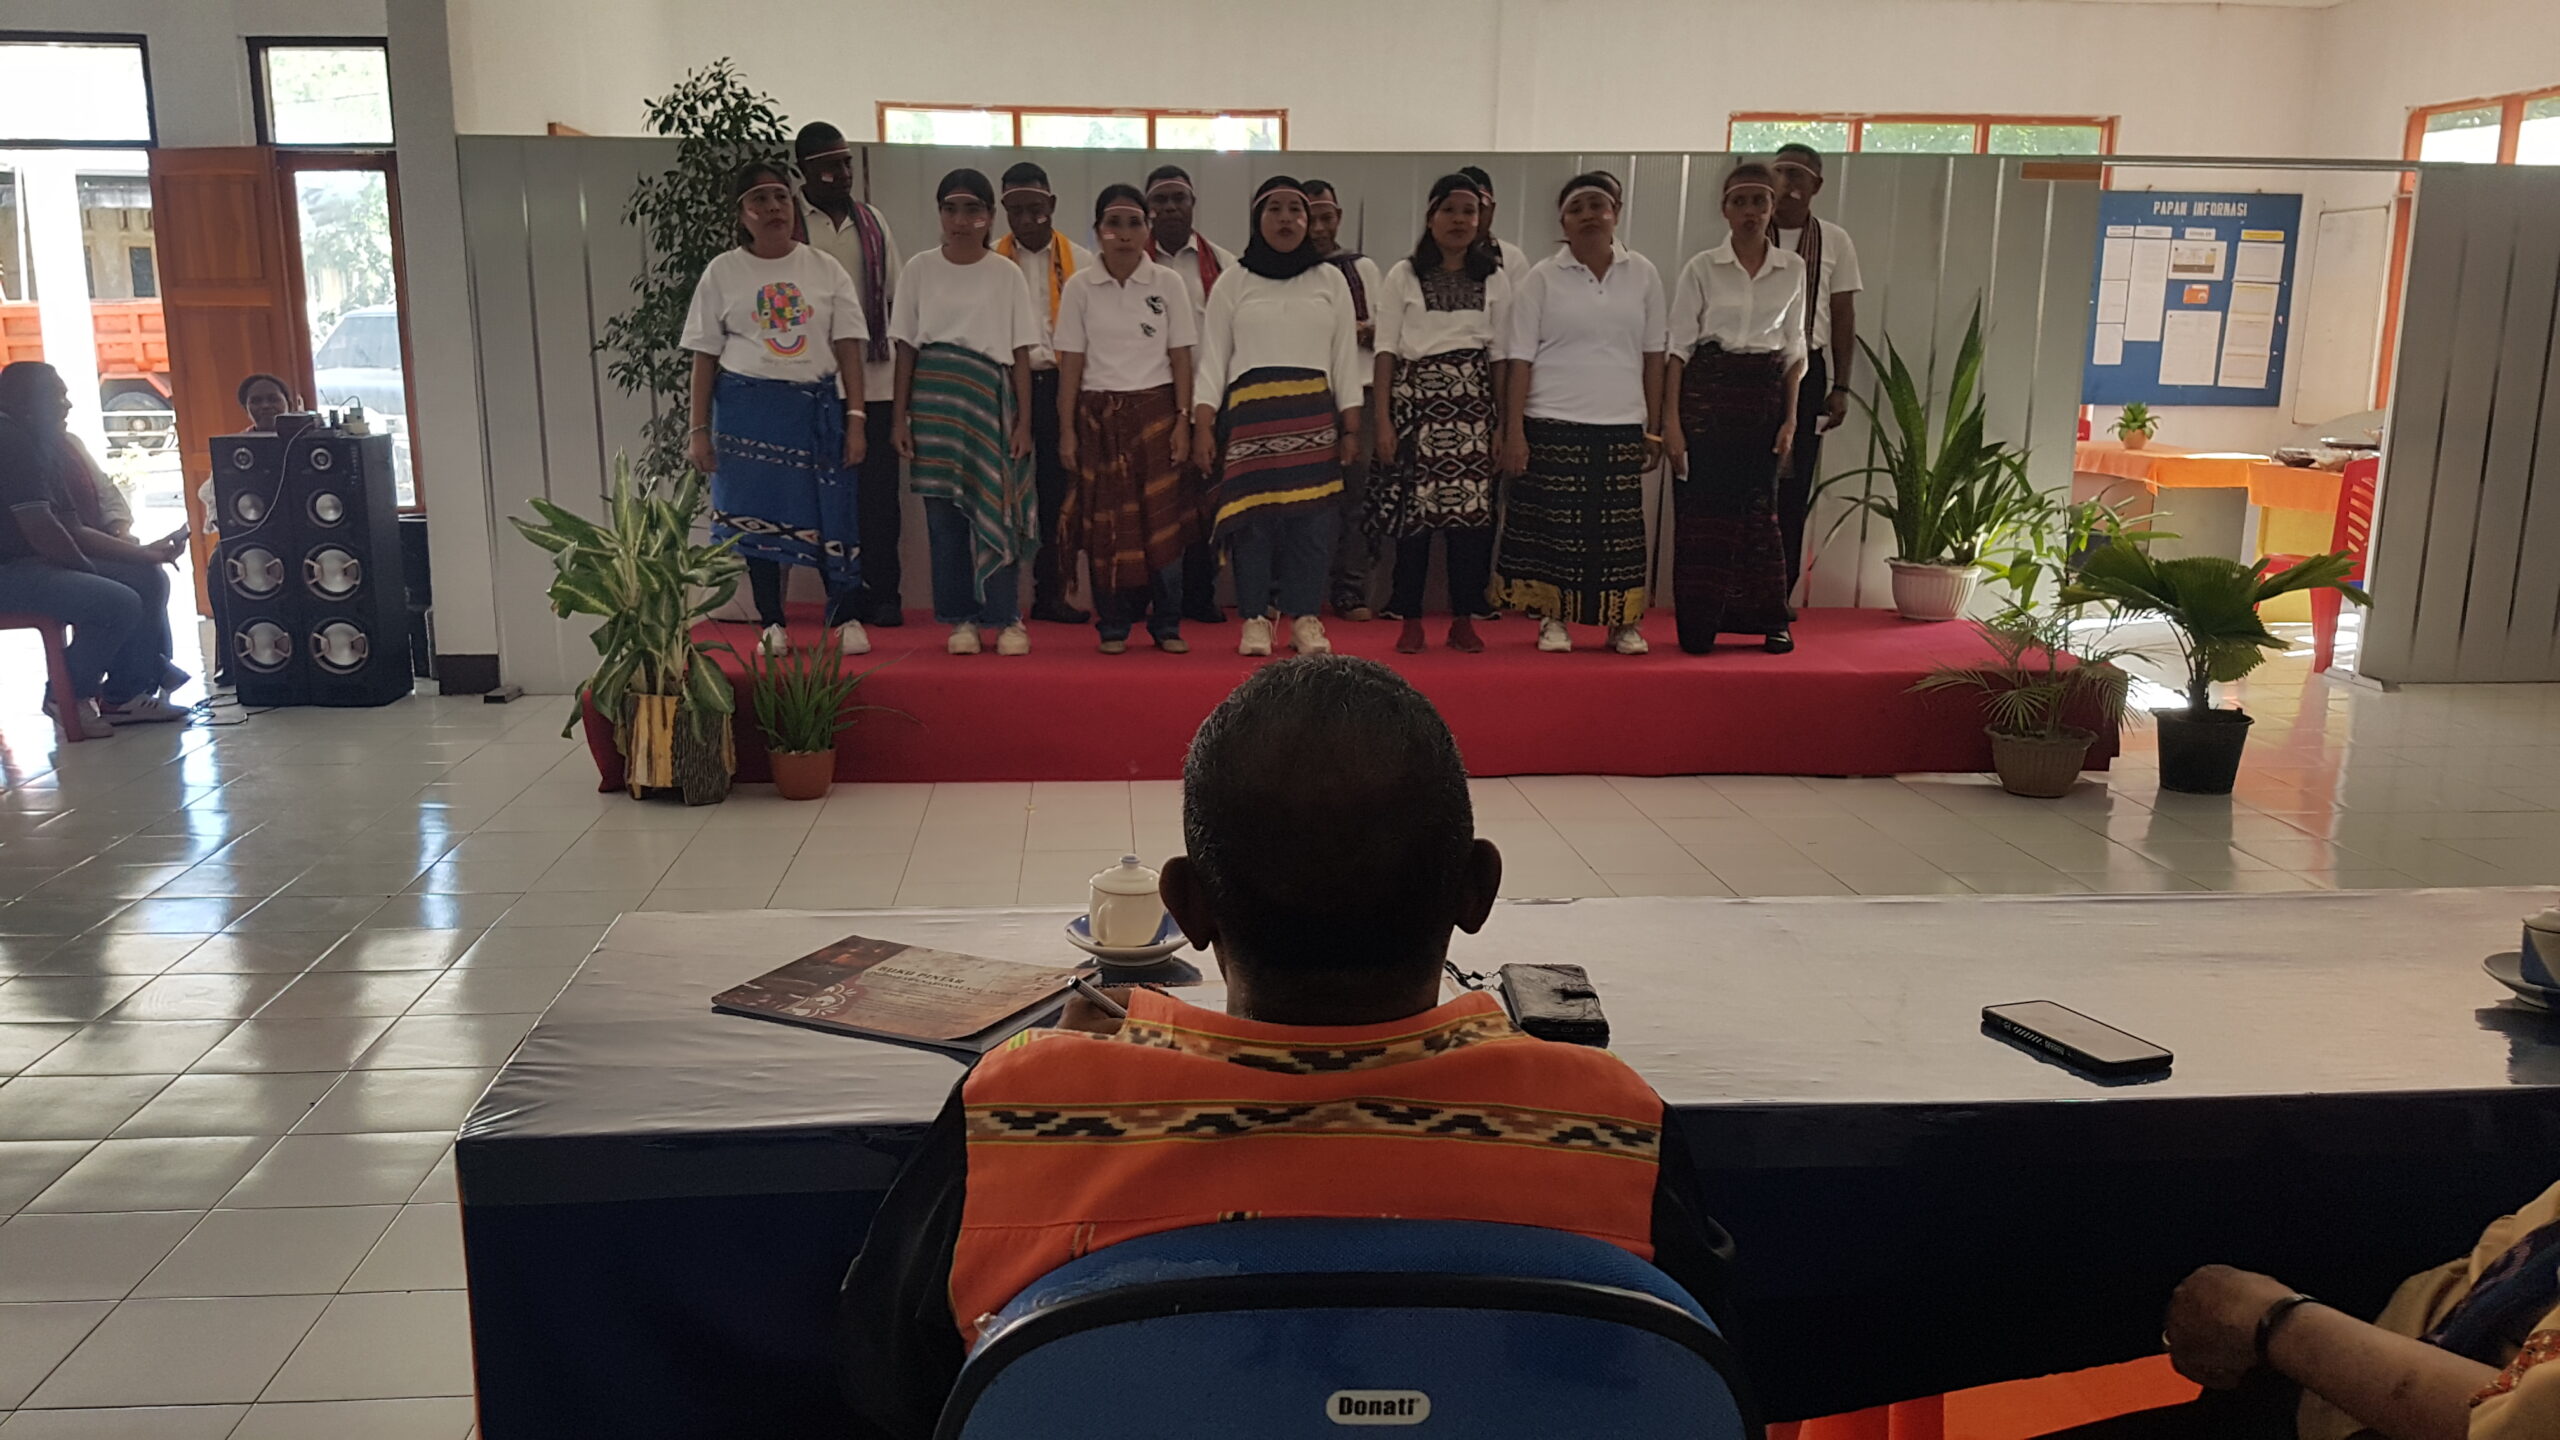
[2082,191,2300,408]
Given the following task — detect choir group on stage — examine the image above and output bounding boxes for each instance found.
[682,124,1863,661]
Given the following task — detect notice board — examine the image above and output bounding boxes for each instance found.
[2082,191,2301,408]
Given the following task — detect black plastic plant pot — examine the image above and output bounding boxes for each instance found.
[2153,707,2253,795]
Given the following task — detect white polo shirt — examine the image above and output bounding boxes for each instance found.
[1001,232,1095,371]
[1148,232,1240,331]
[1669,241,1808,366]
[1774,219,1863,355]
[1505,248,1668,427]
[1055,259,1197,394]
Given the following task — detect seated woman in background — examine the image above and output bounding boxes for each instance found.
[1054,183,1201,655]
[2057,1176,2560,1440]
[197,373,299,688]
[0,361,189,734]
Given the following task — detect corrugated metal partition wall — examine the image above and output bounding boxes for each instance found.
[2358,165,2560,685]
[458,138,2095,693]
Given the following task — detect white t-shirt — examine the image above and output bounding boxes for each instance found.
[1505,248,1668,427]
[679,244,869,385]
[1375,258,1513,362]
[1669,243,1808,367]
[1774,219,1863,355]
[799,198,901,401]
[1001,233,1095,371]
[1055,260,1198,394]
[1496,237,1533,276]
[888,248,1041,368]
[1147,232,1239,333]
[1196,264,1366,412]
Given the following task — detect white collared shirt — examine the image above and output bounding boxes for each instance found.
[1495,237,1532,275]
[1002,232,1095,371]
[1375,258,1513,362]
[1055,259,1198,394]
[1149,232,1240,332]
[1504,248,1668,427]
[1196,263,1365,412]
[1669,241,1809,367]
[1774,219,1862,354]
[798,198,902,401]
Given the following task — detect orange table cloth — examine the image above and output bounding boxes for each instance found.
[2073,439,2342,513]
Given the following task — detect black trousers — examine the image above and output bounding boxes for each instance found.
[1029,370,1072,610]
[1779,349,1829,594]
[853,401,902,622]
[1388,528,1495,619]
[745,558,859,629]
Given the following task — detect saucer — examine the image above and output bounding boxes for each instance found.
[2484,952,2558,1011]
[1066,913,1188,968]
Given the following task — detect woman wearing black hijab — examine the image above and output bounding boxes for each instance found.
[1191,176,1364,658]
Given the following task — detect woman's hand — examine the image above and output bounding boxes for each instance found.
[1057,429,1079,475]
[1375,423,1399,469]
[686,429,716,476]
[2164,1265,2297,1391]
[1192,423,1219,476]
[842,420,867,470]
[1499,430,1529,479]
[1338,431,1361,470]
[1168,416,1189,470]
[1774,414,1796,464]
[1010,420,1034,462]
[892,415,916,461]
[1643,432,1665,470]
[1664,420,1688,480]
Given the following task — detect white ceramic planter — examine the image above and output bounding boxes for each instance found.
[1887,561,1977,622]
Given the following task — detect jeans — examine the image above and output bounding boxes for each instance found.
[1180,537,1221,618]
[744,559,860,629]
[1227,507,1337,620]
[1328,453,1379,609]
[1094,559,1184,643]
[1779,349,1829,595]
[853,402,903,622]
[1028,370,1074,612]
[0,557,163,702]
[923,498,1020,628]
[1388,528,1495,619]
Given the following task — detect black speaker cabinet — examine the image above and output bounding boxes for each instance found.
[212,429,412,707]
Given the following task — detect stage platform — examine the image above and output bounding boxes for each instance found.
[586,605,2118,785]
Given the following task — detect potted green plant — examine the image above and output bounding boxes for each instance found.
[741,645,903,801]
[1822,302,2041,622]
[2062,543,2368,794]
[512,456,746,804]
[2113,402,2159,452]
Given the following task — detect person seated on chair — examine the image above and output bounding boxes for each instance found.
[840,655,1733,1440]
[2045,1176,2560,1440]
[0,362,189,735]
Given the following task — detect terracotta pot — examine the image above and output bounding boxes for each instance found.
[1989,727,2095,799]
[2118,430,2152,451]
[2155,707,2253,795]
[769,748,836,802]
[1887,560,1977,622]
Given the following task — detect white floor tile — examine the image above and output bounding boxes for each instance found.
[219,1133,451,1210]
[0,1211,201,1301]
[25,1295,326,1407]
[0,1406,249,1438]
[0,1302,112,1408]
[0,1143,93,1217]
[228,1397,476,1440]
[0,1076,174,1141]
[132,1207,399,1299]
[26,1137,275,1214]
[343,1205,463,1292]
[293,1071,495,1136]
[262,1291,472,1402]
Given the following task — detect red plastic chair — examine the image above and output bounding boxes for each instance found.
[2261,456,2376,674]
[0,612,88,743]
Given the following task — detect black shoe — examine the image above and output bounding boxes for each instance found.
[866,604,906,628]
[1184,605,1227,625]
[1030,601,1092,625]
[1764,630,1795,654]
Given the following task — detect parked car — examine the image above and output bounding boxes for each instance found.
[310,304,414,502]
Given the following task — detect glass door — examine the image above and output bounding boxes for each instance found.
[282,154,417,506]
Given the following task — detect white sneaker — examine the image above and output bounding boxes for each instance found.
[996,623,1031,656]
[946,623,982,655]
[1238,616,1275,657]
[1290,615,1331,655]
[837,620,871,656]
[759,624,788,657]
[1537,619,1573,653]
[42,697,115,739]
[1609,625,1650,656]
[100,693,188,725]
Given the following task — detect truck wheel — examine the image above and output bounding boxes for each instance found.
[103,390,175,453]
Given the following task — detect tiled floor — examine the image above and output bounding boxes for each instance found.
[2,618,2558,1431]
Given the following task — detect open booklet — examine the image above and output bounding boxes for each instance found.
[712,932,1091,1056]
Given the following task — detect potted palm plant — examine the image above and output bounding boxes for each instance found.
[513,457,745,804]
[742,645,903,801]
[1823,303,2041,622]
[2113,403,2159,452]
[2063,543,2368,794]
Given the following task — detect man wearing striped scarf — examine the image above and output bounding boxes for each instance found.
[1771,143,1864,610]
[794,122,907,626]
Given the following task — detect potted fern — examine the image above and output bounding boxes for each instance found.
[2113,403,2159,452]
[1822,303,2041,622]
[2063,544,2368,794]
[742,645,902,801]
[512,457,745,804]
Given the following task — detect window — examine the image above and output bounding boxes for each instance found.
[0,36,153,145]
[2523,97,2560,165]
[0,169,26,302]
[2418,105,2502,163]
[1726,114,2113,157]
[254,41,394,146]
[2381,83,2560,405]
[75,171,154,301]
[290,159,416,505]
[126,245,154,298]
[879,104,1287,151]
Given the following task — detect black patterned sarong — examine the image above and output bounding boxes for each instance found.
[1366,347,1497,540]
[1673,344,1791,643]
[1493,418,1648,627]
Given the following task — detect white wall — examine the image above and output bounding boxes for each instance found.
[4,0,387,148]
[2312,0,2560,159]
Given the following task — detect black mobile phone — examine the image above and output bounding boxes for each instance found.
[1982,1000,2172,1078]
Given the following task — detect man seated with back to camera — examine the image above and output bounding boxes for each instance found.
[839,655,1732,1439]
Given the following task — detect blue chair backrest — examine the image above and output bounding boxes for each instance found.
[936,1219,1761,1440]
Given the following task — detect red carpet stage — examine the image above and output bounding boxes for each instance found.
[583,606,2118,786]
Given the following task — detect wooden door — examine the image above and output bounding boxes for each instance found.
[146,147,305,610]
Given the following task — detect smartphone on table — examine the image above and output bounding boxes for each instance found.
[1982,1000,2172,1078]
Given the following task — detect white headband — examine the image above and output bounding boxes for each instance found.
[1146,177,1194,198]
[800,145,851,163]
[1256,186,1309,209]
[940,189,990,206]
[1000,184,1051,202]
[1559,184,1617,213]
[1723,182,1775,197]
[742,181,791,202]
[1100,202,1147,220]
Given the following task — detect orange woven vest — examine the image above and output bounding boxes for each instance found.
[949,988,1668,1343]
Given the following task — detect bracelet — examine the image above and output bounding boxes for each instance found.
[687,424,710,436]
[1830,384,1852,395]
[2253,1293,2318,1371]
[1643,432,1664,444]
[845,407,866,418]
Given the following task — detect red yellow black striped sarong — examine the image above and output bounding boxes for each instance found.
[1209,366,1341,541]
[1061,384,1203,593]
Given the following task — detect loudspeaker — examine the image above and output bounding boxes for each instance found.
[211,429,412,707]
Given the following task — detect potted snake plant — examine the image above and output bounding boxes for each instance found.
[742,645,903,801]
[512,456,745,804]
[2113,402,2159,451]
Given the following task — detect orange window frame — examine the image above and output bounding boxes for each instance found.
[875,103,1290,150]
[2378,83,2560,409]
[1725,112,2117,155]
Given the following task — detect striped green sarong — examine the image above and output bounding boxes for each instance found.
[908,341,1035,602]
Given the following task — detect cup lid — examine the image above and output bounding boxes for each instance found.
[1090,855,1161,896]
